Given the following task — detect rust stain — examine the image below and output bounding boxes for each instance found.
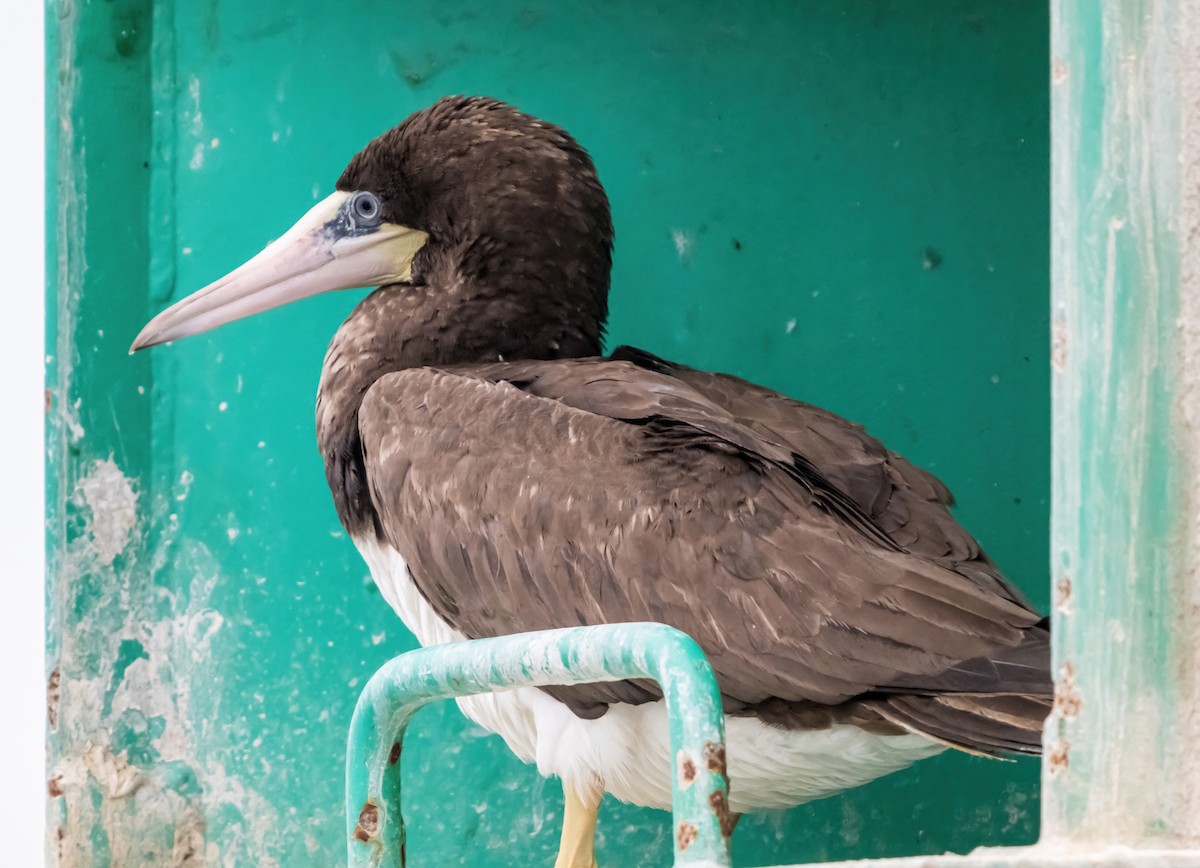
[47,666,61,731]
[45,388,52,413]
[702,741,726,776]
[1051,311,1068,372]
[354,801,381,842]
[388,741,402,766]
[677,821,697,851]
[678,750,697,788]
[1051,56,1068,84]
[1054,573,1072,614]
[708,789,737,838]
[1048,738,1071,776]
[48,774,64,798]
[1055,660,1083,719]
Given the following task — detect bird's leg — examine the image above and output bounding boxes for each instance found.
[553,780,601,868]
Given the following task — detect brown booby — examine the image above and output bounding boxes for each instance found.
[132,97,1050,867]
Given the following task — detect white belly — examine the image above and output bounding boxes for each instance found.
[355,538,945,812]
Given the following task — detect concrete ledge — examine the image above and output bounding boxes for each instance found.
[779,846,1200,868]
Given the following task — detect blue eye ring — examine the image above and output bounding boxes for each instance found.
[350,191,382,226]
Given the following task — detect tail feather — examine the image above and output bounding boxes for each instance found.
[871,692,1050,757]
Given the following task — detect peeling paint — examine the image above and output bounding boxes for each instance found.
[77,458,138,566]
[50,461,281,867]
[1051,304,1068,373]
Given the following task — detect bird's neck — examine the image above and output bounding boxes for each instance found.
[316,275,606,537]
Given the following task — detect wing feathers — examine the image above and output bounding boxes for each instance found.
[357,357,1048,749]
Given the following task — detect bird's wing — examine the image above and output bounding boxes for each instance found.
[357,359,1045,723]
[609,346,1033,608]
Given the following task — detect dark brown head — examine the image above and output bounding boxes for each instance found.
[131,96,613,361]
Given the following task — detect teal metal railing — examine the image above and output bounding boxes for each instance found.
[346,622,732,867]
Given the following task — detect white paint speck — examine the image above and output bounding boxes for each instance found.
[188,75,203,136]
[210,137,220,149]
[189,142,205,171]
[137,385,145,395]
[371,632,387,646]
[218,401,228,412]
[182,246,193,256]
[236,375,243,394]
[227,527,239,542]
[257,440,266,448]
[990,374,1001,384]
[271,131,281,142]
[785,318,797,334]
[671,228,694,262]
[63,396,85,443]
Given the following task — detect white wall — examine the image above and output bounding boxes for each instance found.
[0,2,46,865]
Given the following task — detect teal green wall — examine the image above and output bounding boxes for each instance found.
[47,1,1049,865]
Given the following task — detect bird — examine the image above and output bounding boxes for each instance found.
[132,96,1050,867]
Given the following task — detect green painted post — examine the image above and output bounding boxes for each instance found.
[1047,0,1200,851]
[346,624,731,868]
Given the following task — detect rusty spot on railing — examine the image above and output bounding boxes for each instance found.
[47,774,64,798]
[354,801,381,842]
[1048,738,1071,776]
[47,666,61,731]
[1054,573,1072,614]
[1055,660,1083,719]
[703,741,726,776]
[1051,310,1068,372]
[677,821,697,851]
[678,750,697,787]
[389,741,402,765]
[708,789,737,838]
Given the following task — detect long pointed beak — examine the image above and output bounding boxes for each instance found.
[130,191,428,351]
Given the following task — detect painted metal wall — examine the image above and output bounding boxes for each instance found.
[46,1,1049,865]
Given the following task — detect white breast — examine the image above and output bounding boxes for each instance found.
[354,537,945,812]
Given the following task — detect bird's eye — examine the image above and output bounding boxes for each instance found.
[350,191,382,225]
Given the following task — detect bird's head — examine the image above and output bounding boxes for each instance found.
[131,97,613,357]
